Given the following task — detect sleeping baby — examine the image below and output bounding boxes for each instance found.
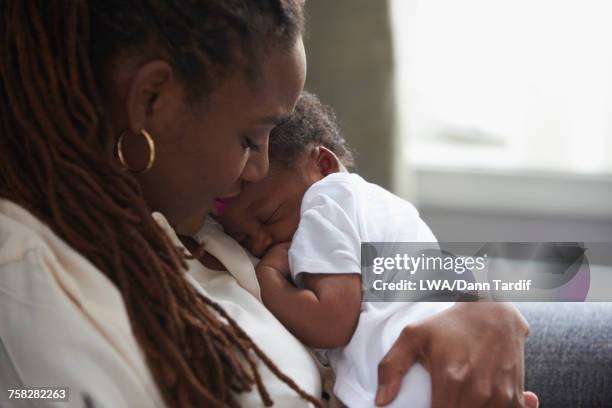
[216,92,454,408]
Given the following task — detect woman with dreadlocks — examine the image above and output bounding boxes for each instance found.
[0,1,537,407]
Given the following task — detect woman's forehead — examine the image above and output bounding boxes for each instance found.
[244,38,306,120]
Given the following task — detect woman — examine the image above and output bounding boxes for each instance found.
[0,1,537,407]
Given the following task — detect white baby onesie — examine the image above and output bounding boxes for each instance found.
[289,172,454,408]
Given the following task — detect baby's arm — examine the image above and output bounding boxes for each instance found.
[256,243,361,349]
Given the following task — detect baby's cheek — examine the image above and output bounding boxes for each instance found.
[217,219,250,247]
[276,221,297,244]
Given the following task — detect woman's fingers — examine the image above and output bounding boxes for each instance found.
[489,382,522,408]
[524,391,539,408]
[447,368,530,408]
[375,325,427,406]
[430,365,463,408]
[453,375,524,408]
[427,302,529,408]
[376,302,533,407]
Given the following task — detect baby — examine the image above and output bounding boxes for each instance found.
[217,92,454,408]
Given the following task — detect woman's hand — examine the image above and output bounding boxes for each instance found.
[375,302,539,408]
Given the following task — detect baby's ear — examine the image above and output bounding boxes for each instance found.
[311,145,341,176]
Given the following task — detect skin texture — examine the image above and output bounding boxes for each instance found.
[102,39,307,235]
[376,301,538,408]
[218,145,337,257]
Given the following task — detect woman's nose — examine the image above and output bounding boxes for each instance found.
[241,141,269,183]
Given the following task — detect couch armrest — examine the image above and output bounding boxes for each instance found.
[517,302,612,407]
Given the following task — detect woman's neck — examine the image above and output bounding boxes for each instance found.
[177,235,227,271]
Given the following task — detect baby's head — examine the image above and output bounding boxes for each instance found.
[217,91,354,257]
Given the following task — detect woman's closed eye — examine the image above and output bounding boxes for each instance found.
[242,136,262,153]
[241,127,272,153]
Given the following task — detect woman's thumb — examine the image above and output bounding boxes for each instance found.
[375,326,425,406]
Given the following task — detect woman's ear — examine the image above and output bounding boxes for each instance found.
[125,60,174,134]
[310,145,341,176]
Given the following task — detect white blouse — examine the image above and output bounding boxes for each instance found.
[0,200,321,407]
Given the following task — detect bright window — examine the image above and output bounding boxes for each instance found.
[391,0,612,175]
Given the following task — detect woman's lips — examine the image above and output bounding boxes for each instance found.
[212,198,229,215]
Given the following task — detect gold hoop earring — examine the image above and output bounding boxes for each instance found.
[116,129,156,174]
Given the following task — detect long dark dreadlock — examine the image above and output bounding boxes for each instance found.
[0,0,321,406]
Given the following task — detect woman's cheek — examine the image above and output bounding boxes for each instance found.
[214,149,249,195]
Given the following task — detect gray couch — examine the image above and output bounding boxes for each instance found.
[518,303,612,407]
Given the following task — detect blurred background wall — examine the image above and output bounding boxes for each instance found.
[303,0,395,190]
[303,0,612,249]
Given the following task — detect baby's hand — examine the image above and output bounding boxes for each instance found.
[258,242,291,279]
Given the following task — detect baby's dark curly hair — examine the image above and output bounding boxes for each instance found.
[269,91,355,169]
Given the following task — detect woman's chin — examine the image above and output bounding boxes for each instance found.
[174,209,210,236]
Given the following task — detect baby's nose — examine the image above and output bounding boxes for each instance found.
[250,233,273,258]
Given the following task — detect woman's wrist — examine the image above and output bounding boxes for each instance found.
[468,300,530,336]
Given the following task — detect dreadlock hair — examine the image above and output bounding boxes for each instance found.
[0,1,322,407]
[269,91,355,170]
